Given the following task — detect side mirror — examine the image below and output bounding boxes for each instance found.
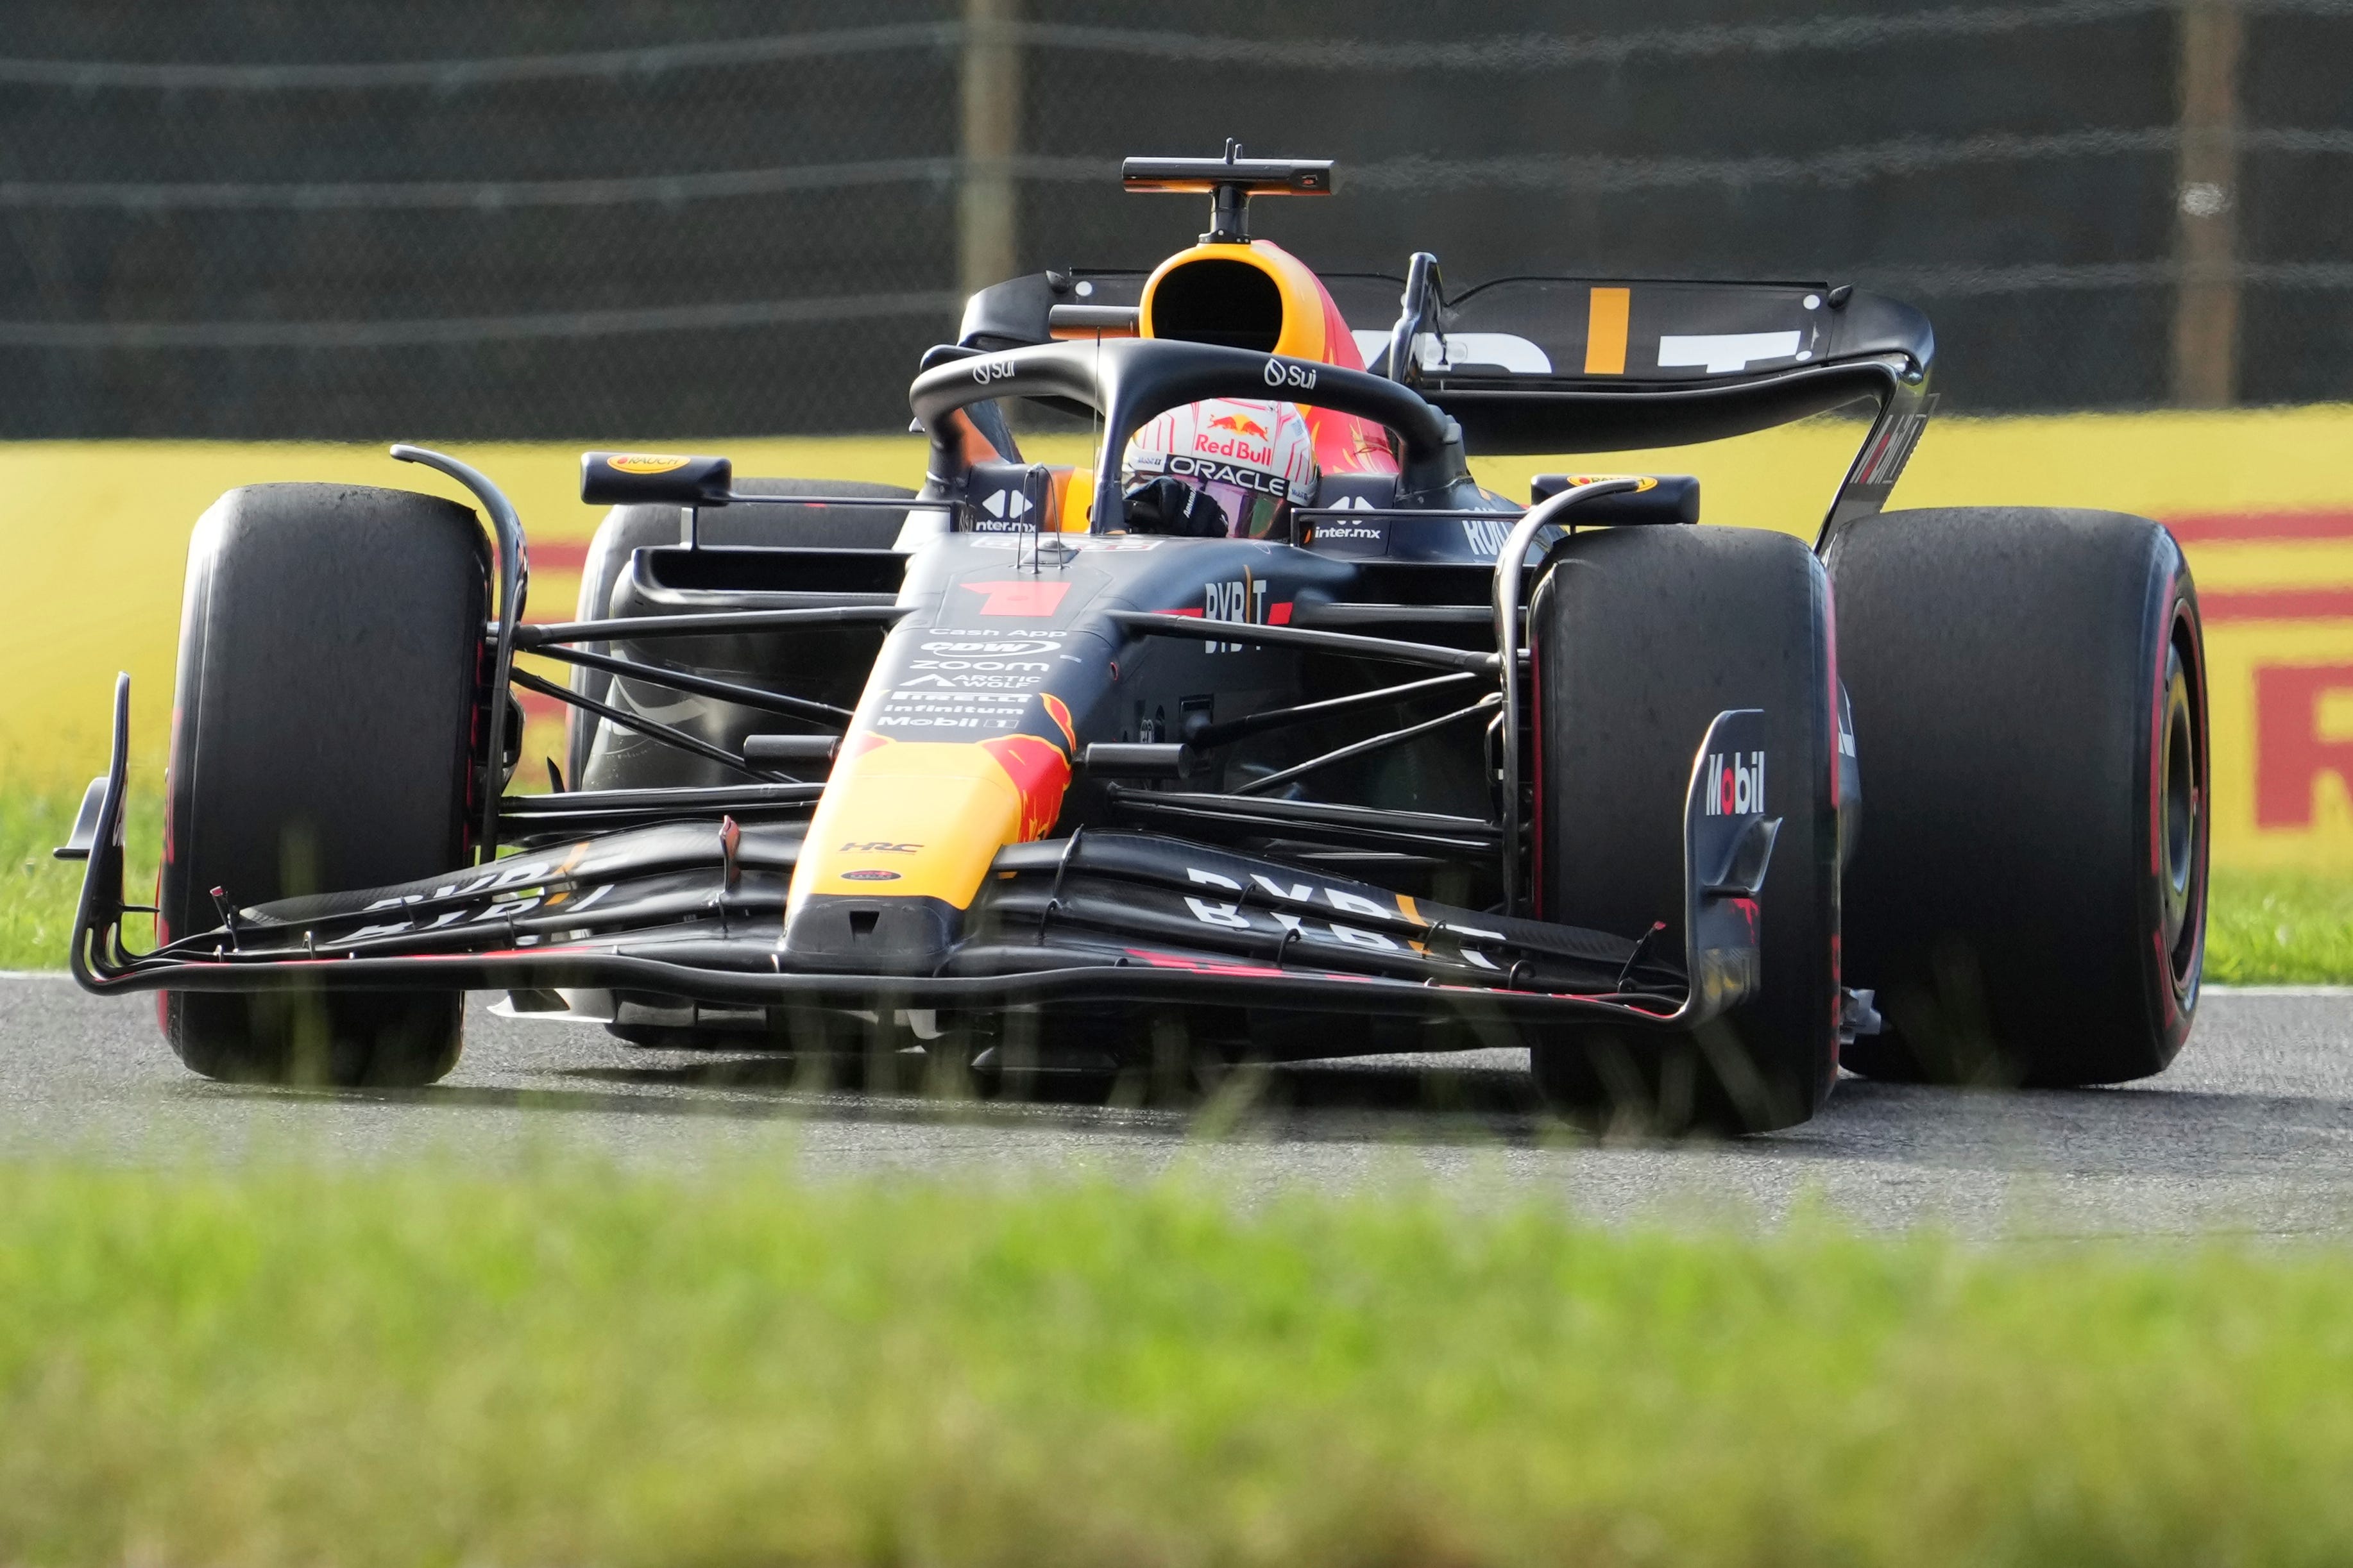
[1531,472,1700,525]
[579,451,733,507]
[964,460,1063,534]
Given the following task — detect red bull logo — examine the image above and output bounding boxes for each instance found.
[1193,411,1273,463]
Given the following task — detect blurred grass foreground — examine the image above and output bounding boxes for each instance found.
[2,1155,2352,1567]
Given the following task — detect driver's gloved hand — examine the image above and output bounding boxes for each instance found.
[1122,476,1228,537]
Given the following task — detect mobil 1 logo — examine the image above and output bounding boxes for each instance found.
[1703,749,1766,816]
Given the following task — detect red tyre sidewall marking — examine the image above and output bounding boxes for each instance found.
[1823,575,1842,1063]
[2150,580,2207,1033]
[2146,573,2173,1028]
[2149,571,2174,886]
[1529,611,1545,922]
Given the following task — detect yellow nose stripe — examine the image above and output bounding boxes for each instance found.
[786,739,1064,914]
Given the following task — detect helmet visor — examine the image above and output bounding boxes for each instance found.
[1194,479,1290,539]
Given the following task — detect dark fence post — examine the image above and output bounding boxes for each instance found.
[2172,0,2243,408]
[960,0,1021,299]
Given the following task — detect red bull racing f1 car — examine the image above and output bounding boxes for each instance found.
[60,149,2209,1131]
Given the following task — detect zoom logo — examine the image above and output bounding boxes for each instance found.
[1263,357,1318,391]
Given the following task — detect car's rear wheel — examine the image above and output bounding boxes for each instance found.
[1827,507,2207,1085]
[1525,525,1842,1134]
[160,484,487,1086]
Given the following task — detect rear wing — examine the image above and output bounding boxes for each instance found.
[954,268,1936,548]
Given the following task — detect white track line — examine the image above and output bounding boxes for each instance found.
[2204,984,2353,997]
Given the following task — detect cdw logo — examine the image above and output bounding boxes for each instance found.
[1704,750,1767,816]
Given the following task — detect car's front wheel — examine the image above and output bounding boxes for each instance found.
[159,483,486,1086]
[1525,525,1842,1134]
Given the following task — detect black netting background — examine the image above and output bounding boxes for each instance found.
[1,0,2345,437]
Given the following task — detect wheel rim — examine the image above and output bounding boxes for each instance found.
[2158,630,2204,990]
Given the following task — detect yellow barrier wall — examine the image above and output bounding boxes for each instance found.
[4,406,2350,868]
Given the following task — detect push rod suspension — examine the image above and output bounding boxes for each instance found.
[515,603,912,646]
[1109,611,1496,673]
[1230,695,1501,798]
[507,667,790,783]
[1103,788,1501,857]
[523,643,852,727]
[1187,670,1481,749]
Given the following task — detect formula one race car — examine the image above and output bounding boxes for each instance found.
[60,148,2208,1132]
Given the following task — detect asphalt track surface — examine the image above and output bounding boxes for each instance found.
[3,975,2349,1238]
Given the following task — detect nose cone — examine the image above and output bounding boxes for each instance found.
[779,893,965,976]
[779,735,1070,974]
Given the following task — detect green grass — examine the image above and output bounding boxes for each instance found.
[7,788,2350,984]
[2205,868,2353,985]
[1,1155,2352,1566]
[0,786,161,968]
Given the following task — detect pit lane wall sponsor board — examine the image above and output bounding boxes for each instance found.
[0,436,926,801]
[3,407,2351,869]
[1468,403,2353,874]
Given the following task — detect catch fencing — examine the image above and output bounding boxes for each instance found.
[1,0,2347,437]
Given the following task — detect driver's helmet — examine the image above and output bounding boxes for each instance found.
[1119,397,1319,538]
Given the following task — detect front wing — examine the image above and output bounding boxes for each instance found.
[62,679,1776,1038]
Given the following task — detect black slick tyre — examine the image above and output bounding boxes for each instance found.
[1527,526,1842,1134]
[160,484,487,1087]
[1827,507,2206,1086]
[565,478,913,781]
